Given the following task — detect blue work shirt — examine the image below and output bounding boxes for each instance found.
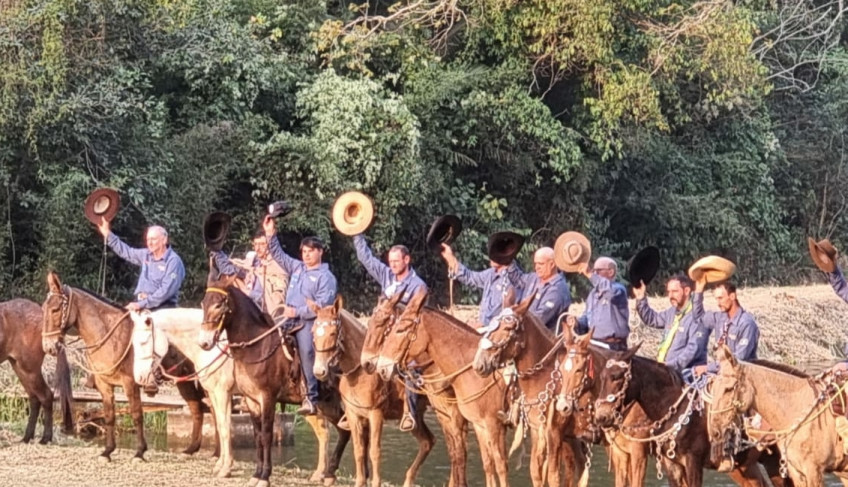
[693,292,759,374]
[521,272,571,331]
[575,273,630,341]
[636,297,707,372]
[267,235,337,326]
[455,261,525,325]
[106,232,185,309]
[353,234,427,304]
[828,267,848,304]
[210,251,264,308]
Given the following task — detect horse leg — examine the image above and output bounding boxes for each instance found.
[210,387,233,478]
[304,414,331,482]
[175,380,205,455]
[324,425,350,486]
[244,398,263,486]
[472,424,497,487]
[554,437,583,487]
[124,380,148,462]
[528,426,545,487]
[726,449,769,487]
[256,398,274,487]
[349,415,368,487]
[434,401,468,487]
[403,404,434,487]
[367,410,384,487]
[93,379,117,462]
[629,440,650,487]
[486,420,510,487]
[9,359,50,444]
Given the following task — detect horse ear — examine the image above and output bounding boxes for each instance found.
[560,316,574,343]
[575,327,593,348]
[503,287,517,308]
[47,271,62,293]
[512,292,534,317]
[406,289,427,314]
[389,288,405,307]
[718,344,738,368]
[307,299,320,315]
[622,342,642,361]
[333,295,343,313]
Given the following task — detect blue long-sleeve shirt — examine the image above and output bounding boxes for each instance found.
[636,298,707,372]
[455,260,525,325]
[828,267,848,304]
[267,235,337,324]
[575,273,630,341]
[522,272,571,331]
[211,251,264,308]
[692,292,759,374]
[353,234,427,304]
[106,232,185,309]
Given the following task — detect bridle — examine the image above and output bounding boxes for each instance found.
[557,345,595,414]
[478,311,524,355]
[202,287,231,344]
[314,316,348,372]
[42,285,74,339]
[596,358,633,426]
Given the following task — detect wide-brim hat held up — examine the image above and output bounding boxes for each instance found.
[554,231,591,272]
[426,215,463,252]
[487,231,525,266]
[332,191,375,236]
[84,188,121,225]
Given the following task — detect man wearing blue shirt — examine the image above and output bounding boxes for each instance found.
[352,233,426,431]
[566,257,630,350]
[264,216,337,415]
[692,280,759,377]
[522,247,571,332]
[97,218,185,310]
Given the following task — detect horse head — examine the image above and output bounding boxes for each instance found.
[310,295,344,381]
[375,289,428,382]
[472,294,533,377]
[361,291,404,373]
[707,344,752,464]
[555,328,593,416]
[198,272,238,351]
[42,271,75,356]
[594,343,641,428]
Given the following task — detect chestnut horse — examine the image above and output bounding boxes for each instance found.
[471,296,586,487]
[371,289,511,487]
[2,298,73,443]
[708,345,848,487]
[593,345,789,487]
[361,293,469,487]
[42,272,205,462]
[130,308,235,477]
[197,273,348,487]
[311,296,434,487]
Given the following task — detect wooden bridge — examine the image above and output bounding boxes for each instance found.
[71,390,188,412]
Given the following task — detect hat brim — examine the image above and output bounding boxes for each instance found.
[627,246,660,286]
[554,231,592,272]
[204,212,232,252]
[426,215,462,252]
[332,191,374,236]
[808,237,837,273]
[84,188,121,226]
[688,255,736,284]
[487,232,525,266]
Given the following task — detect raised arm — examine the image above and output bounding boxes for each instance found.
[266,233,300,276]
[106,233,148,267]
[635,298,666,329]
[211,251,248,280]
[692,291,722,332]
[828,267,848,304]
[454,263,492,289]
[353,234,391,284]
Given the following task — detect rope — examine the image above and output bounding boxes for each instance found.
[227,324,284,349]
[68,338,134,377]
[157,347,230,383]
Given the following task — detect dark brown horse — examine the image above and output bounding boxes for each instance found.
[471,296,586,487]
[42,272,207,462]
[593,345,789,487]
[1,298,73,443]
[311,296,434,487]
[197,273,348,487]
[371,290,511,487]
[361,293,470,487]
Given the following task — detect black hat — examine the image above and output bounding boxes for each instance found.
[203,212,232,252]
[268,200,293,219]
[426,215,462,252]
[627,246,660,286]
[487,231,525,266]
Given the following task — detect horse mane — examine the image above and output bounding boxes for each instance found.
[632,355,685,388]
[523,312,555,342]
[339,309,366,334]
[749,359,809,378]
[221,283,276,329]
[422,306,479,334]
[73,287,123,310]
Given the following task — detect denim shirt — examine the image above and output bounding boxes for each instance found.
[575,273,630,341]
[353,234,427,304]
[693,292,759,374]
[522,272,571,331]
[210,251,264,308]
[636,298,708,371]
[828,267,848,304]
[107,232,185,309]
[267,235,337,325]
[455,261,525,325]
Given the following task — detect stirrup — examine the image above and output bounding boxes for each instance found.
[337,414,351,431]
[399,413,415,432]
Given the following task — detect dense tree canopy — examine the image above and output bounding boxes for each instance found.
[1,0,846,309]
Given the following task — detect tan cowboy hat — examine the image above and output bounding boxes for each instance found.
[332,191,374,236]
[554,231,591,272]
[83,188,120,226]
[688,256,736,284]
[808,237,838,273]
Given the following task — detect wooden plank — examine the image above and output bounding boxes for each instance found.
[70,390,187,410]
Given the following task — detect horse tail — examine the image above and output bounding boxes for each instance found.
[55,347,74,433]
[508,421,524,458]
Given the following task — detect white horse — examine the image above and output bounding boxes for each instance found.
[130,308,235,478]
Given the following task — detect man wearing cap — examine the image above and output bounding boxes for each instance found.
[521,247,571,332]
[440,239,525,328]
[97,218,185,311]
[565,258,630,350]
[263,216,337,415]
[351,233,426,431]
[633,274,707,374]
[691,280,759,377]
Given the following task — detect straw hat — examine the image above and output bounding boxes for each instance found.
[83,188,120,226]
[554,231,591,272]
[203,212,232,252]
[627,246,660,285]
[808,237,838,273]
[688,256,736,284]
[426,215,462,252]
[487,232,525,266]
[332,191,374,236]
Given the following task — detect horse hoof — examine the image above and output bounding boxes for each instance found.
[323,478,336,487]
[246,477,260,487]
[38,437,51,445]
[97,455,111,464]
[309,472,323,482]
[255,481,270,487]
[215,468,231,479]
[20,437,32,444]
[131,456,145,465]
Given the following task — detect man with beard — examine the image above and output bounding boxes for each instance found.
[691,280,759,377]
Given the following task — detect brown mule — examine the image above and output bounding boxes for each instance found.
[42,272,207,461]
[1,298,73,443]
[311,296,434,487]
[372,289,511,487]
[361,293,470,487]
[471,295,587,487]
[197,273,349,487]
